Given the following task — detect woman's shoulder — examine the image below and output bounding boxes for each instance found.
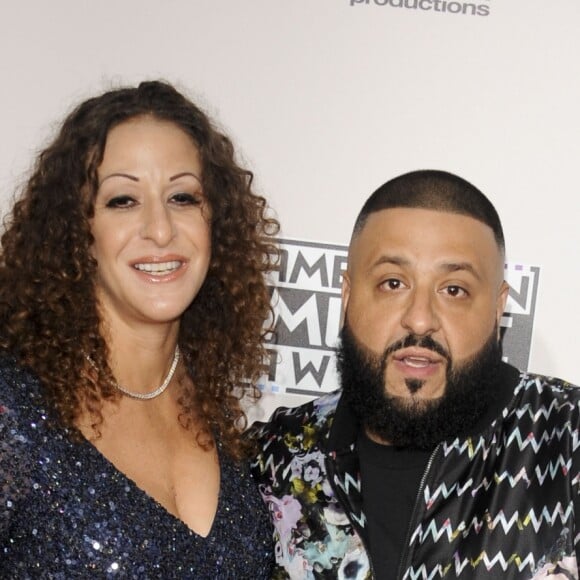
[0,353,44,424]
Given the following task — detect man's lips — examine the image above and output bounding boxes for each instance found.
[391,347,445,372]
[400,357,434,369]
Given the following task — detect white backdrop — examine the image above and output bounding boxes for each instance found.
[0,0,578,419]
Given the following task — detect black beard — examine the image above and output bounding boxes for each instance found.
[337,323,502,451]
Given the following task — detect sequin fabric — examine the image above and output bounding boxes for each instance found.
[0,359,274,579]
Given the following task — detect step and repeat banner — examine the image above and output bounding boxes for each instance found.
[261,239,540,400]
[0,0,578,419]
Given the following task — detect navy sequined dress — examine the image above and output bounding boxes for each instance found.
[0,359,274,579]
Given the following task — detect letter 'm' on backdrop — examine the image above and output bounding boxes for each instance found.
[0,0,578,418]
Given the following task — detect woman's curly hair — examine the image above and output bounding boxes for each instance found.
[0,80,279,460]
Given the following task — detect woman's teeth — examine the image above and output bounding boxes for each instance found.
[134,261,181,274]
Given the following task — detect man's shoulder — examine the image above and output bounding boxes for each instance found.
[516,371,579,399]
[249,389,342,444]
[512,370,580,419]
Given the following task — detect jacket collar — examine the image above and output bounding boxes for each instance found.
[325,387,360,454]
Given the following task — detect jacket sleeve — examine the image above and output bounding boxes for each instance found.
[571,388,580,566]
[0,396,33,539]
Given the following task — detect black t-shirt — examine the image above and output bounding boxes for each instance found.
[355,364,520,579]
[358,432,431,580]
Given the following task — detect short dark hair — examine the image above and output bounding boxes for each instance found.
[352,170,505,253]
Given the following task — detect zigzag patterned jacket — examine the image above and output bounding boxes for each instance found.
[250,363,580,579]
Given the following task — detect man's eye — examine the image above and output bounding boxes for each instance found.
[445,285,467,297]
[170,192,203,205]
[381,279,403,291]
[105,195,136,209]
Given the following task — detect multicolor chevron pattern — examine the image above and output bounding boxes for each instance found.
[250,369,580,579]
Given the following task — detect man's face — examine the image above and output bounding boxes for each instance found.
[342,207,509,407]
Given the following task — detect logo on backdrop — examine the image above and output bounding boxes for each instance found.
[349,0,491,17]
[260,239,539,397]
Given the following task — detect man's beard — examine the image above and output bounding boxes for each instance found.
[337,323,502,450]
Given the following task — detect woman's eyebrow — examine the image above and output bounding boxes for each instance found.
[169,172,202,183]
[99,172,139,185]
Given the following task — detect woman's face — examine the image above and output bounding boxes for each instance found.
[91,116,211,330]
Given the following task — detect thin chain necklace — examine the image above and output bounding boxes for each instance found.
[86,346,180,401]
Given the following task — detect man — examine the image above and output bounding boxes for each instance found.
[250,170,579,579]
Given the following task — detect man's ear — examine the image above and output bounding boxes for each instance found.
[496,280,510,338]
[340,272,350,328]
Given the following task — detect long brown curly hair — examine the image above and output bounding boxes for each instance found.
[0,80,279,460]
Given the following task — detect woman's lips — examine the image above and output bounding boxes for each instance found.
[130,256,188,281]
[133,260,182,275]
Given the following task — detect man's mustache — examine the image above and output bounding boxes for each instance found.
[383,334,450,362]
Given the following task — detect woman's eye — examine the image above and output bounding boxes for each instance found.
[170,192,203,206]
[105,195,136,209]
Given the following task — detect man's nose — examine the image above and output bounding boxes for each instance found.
[400,288,440,337]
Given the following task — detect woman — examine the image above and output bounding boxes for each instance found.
[0,81,278,577]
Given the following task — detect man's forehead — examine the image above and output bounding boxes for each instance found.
[349,207,502,271]
[352,207,497,242]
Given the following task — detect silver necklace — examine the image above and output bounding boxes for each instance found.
[86,346,180,400]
